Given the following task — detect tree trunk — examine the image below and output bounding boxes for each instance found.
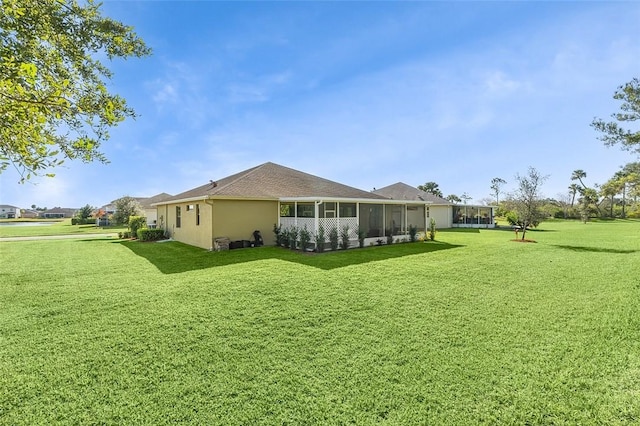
[521,221,527,240]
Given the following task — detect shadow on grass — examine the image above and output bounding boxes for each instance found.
[118,240,463,274]
[552,244,638,254]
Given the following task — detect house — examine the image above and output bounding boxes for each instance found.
[372,182,454,228]
[135,193,172,227]
[0,205,21,219]
[40,207,78,218]
[20,209,40,219]
[372,183,495,228]
[154,162,483,251]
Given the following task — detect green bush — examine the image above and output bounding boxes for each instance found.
[339,225,350,250]
[328,227,339,251]
[299,226,311,252]
[408,225,418,242]
[288,226,298,250]
[315,225,326,253]
[358,228,366,248]
[273,223,283,246]
[137,228,166,241]
[128,216,147,237]
[428,218,436,241]
[118,231,132,239]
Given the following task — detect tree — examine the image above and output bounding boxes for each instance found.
[512,167,548,240]
[112,196,142,226]
[446,194,461,203]
[599,179,621,218]
[490,177,506,205]
[76,204,94,220]
[568,183,580,208]
[571,169,588,189]
[592,78,640,156]
[0,0,151,182]
[417,181,443,198]
[613,162,640,218]
[461,192,472,204]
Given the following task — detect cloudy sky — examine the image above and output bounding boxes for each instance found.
[1,1,639,209]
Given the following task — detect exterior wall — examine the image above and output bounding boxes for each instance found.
[144,208,158,226]
[165,202,213,250]
[428,205,452,229]
[212,200,278,246]
[162,199,278,249]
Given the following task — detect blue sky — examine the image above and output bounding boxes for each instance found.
[1,1,639,209]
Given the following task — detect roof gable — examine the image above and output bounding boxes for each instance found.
[373,182,452,204]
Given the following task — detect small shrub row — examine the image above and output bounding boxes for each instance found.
[137,228,166,241]
[118,231,132,239]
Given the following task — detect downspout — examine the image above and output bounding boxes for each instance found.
[205,197,214,251]
[315,200,323,247]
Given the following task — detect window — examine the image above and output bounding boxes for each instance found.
[339,203,356,217]
[186,204,194,211]
[280,203,294,217]
[176,206,181,228]
[196,204,200,226]
[297,203,315,217]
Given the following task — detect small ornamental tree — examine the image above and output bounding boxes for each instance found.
[512,167,548,240]
[128,215,147,237]
[299,226,311,252]
[112,196,142,225]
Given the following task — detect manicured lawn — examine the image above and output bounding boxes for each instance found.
[0,218,125,238]
[1,220,639,424]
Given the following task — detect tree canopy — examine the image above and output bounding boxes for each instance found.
[417,181,443,198]
[592,78,640,156]
[0,0,150,182]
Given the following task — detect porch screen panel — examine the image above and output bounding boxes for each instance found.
[359,204,383,238]
[385,204,405,235]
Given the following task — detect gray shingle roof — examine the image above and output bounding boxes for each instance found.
[372,182,452,204]
[158,162,386,203]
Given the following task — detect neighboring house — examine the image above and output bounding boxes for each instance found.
[0,205,21,219]
[40,207,77,218]
[20,209,40,219]
[154,162,459,250]
[372,183,495,228]
[372,183,454,228]
[136,193,172,227]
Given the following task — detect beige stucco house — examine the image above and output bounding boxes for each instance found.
[153,162,495,250]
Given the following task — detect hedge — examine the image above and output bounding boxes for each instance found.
[137,228,166,242]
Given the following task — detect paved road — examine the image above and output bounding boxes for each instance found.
[0,233,118,242]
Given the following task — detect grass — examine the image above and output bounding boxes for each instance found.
[1,220,639,424]
[0,218,125,238]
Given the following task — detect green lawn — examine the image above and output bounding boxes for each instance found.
[1,221,639,424]
[0,218,125,238]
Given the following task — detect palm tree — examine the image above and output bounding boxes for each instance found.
[568,183,580,207]
[571,169,587,189]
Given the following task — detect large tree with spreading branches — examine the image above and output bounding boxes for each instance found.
[592,78,640,156]
[0,0,150,182]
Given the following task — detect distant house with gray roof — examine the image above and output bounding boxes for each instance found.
[0,205,21,219]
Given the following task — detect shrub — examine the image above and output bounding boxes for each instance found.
[328,227,339,251]
[315,225,326,253]
[428,218,436,241]
[118,231,132,239]
[386,233,393,245]
[137,228,166,241]
[273,223,283,246]
[408,225,418,242]
[299,226,311,252]
[128,216,147,237]
[339,225,350,250]
[282,229,290,248]
[358,228,366,248]
[288,226,299,250]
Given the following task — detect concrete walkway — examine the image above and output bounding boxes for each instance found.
[0,233,118,242]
